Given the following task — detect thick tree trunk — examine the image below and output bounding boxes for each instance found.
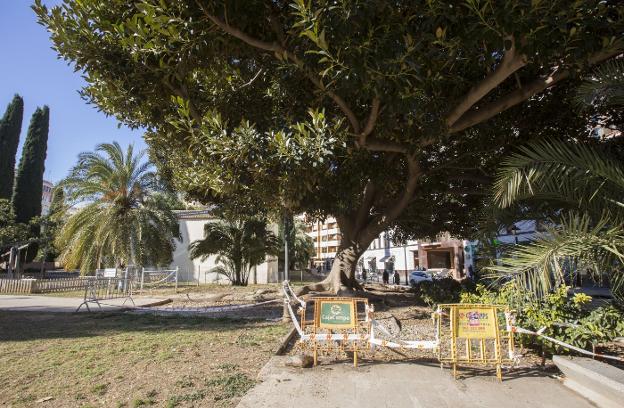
[298,243,365,295]
[296,211,386,296]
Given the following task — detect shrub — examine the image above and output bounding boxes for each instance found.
[413,277,475,306]
[460,284,624,356]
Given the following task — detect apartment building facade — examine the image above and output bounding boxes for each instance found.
[304,217,475,280]
[41,180,54,215]
[305,216,341,271]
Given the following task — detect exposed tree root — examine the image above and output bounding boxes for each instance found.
[296,276,366,297]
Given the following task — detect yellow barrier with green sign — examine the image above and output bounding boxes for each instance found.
[316,300,357,329]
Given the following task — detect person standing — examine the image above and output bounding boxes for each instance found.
[382,269,389,284]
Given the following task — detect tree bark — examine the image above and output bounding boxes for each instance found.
[297,215,382,295]
[298,242,365,295]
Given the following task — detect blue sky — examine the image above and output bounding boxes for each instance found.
[0,0,146,183]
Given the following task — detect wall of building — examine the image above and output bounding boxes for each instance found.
[305,216,340,270]
[41,180,53,215]
[169,211,279,284]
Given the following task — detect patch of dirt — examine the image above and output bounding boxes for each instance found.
[148,287,285,320]
[286,287,559,372]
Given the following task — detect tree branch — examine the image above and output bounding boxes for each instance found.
[359,97,380,144]
[446,39,526,128]
[354,180,377,234]
[362,137,408,154]
[383,156,420,223]
[362,156,421,239]
[196,3,362,133]
[449,48,623,134]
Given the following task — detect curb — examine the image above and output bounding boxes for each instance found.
[275,327,298,355]
[553,355,624,408]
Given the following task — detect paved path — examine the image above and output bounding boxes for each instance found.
[0,295,168,313]
[237,357,592,408]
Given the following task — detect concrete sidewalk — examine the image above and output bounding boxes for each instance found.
[0,295,168,313]
[237,357,592,408]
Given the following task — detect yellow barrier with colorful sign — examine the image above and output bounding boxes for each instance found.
[435,304,514,381]
[456,306,497,339]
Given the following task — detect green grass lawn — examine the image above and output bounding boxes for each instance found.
[0,312,288,408]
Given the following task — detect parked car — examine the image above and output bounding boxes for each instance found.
[427,268,451,279]
[409,270,433,286]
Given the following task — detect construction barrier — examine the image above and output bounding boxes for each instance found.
[281,281,623,379]
[435,304,514,381]
[76,277,135,312]
[140,267,179,292]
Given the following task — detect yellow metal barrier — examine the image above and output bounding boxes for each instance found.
[295,297,372,367]
[435,304,514,381]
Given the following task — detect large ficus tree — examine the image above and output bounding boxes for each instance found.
[36,0,623,293]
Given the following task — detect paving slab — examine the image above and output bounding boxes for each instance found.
[0,295,168,313]
[237,356,593,408]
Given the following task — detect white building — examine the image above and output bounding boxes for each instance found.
[493,220,541,245]
[169,210,279,284]
[41,180,54,215]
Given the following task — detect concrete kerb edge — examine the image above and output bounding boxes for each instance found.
[275,327,298,356]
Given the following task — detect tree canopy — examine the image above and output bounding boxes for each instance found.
[35,0,624,292]
[12,105,49,225]
[0,95,24,200]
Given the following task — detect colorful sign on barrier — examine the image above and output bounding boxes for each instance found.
[455,306,497,339]
[436,303,513,381]
[317,299,356,329]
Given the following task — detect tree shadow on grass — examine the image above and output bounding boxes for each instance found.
[0,311,279,342]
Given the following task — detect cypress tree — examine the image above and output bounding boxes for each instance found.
[12,106,49,225]
[0,95,24,199]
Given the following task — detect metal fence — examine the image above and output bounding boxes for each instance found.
[76,277,135,312]
[140,267,178,292]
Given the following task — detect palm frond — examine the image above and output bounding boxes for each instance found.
[494,139,624,221]
[487,213,624,298]
[576,59,624,109]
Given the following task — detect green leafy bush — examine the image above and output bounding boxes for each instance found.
[461,284,624,356]
[414,278,475,306]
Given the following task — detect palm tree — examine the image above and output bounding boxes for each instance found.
[57,142,180,273]
[278,217,315,274]
[489,61,624,304]
[189,216,279,286]
[576,59,624,109]
[491,139,624,301]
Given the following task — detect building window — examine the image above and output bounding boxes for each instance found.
[427,249,454,269]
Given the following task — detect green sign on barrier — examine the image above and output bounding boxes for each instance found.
[317,300,356,329]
